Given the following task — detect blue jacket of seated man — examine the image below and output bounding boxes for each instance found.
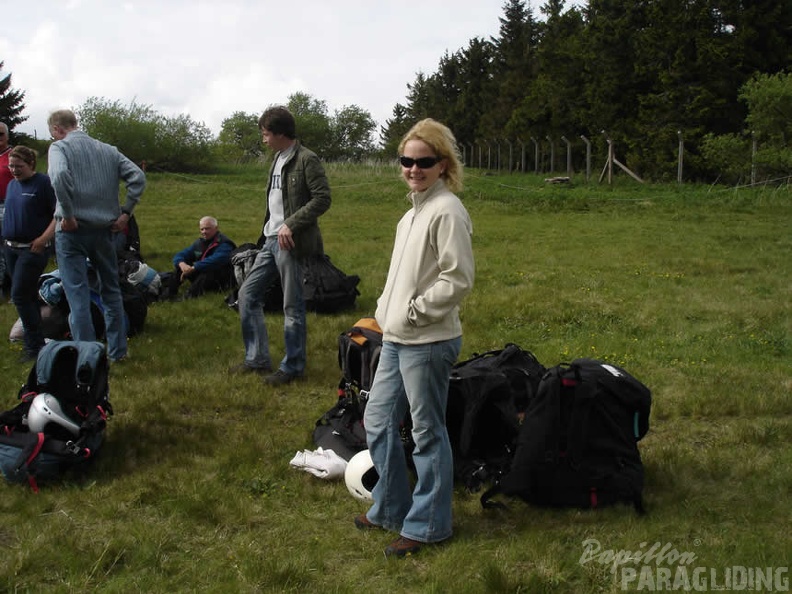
[172,232,236,274]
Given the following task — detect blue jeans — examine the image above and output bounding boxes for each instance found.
[55,227,127,360]
[6,245,50,356]
[364,337,461,544]
[237,238,305,375]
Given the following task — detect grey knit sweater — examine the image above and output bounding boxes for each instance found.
[48,130,145,228]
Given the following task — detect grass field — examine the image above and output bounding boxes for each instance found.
[0,164,790,593]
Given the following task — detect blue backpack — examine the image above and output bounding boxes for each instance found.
[0,341,112,491]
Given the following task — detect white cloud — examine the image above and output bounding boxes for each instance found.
[2,0,583,140]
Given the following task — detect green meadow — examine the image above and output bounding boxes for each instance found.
[0,164,789,593]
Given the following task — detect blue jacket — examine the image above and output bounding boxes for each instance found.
[173,232,236,274]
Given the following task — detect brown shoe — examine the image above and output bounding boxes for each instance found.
[384,536,423,558]
[354,514,380,531]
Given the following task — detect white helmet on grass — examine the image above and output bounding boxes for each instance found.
[344,449,379,503]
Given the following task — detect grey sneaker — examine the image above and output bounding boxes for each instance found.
[228,362,271,375]
[263,369,300,385]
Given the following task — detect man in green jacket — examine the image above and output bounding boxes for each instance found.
[231,106,331,385]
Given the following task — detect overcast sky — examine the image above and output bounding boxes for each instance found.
[3,0,582,141]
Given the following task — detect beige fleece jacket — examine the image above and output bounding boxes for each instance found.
[375,179,475,345]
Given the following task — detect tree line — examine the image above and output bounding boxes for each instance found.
[382,0,792,183]
[2,0,791,183]
[0,85,378,174]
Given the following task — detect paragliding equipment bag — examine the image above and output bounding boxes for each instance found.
[445,343,546,491]
[0,340,113,491]
[481,358,651,512]
[313,318,383,460]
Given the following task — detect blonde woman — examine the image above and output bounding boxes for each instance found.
[357,119,475,557]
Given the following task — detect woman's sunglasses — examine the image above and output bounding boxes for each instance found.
[399,155,442,169]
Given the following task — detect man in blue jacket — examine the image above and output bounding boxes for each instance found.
[168,216,236,299]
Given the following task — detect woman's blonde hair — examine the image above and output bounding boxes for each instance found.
[398,118,464,193]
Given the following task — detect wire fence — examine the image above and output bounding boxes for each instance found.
[458,132,785,186]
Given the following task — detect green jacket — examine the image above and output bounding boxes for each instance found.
[261,142,331,260]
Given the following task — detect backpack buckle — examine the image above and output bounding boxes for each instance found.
[65,441,82,455]
[471,463,490,482]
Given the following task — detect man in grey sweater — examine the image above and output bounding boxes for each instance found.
[47,109,145,362]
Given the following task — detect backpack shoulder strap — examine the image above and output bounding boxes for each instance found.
[338,318,383,392]
[0,394,35,431]
[74,341,108,389]
[563,364,597,467]
[10,431,47,493]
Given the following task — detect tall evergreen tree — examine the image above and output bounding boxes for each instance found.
[381,103,413,157]
[479,0,540,139]
[510,1,585,143]
[453,38,495,146]
[579,0,650,151]
[387,0,792,180]
[403,72,433,122]
[630,0,743,179]
[724,0,792,80]
[425,51,466,124]
[0,61,27,134]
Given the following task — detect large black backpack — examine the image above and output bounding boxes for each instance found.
[313,318,383,460]
[482,358,651,512]
[225,250,359,314]
[302,254,360,314]
[446,344,546,490]
[0,340,113,490]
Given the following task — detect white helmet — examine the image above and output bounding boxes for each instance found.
[345,449,379,503]
[26,393,81,437]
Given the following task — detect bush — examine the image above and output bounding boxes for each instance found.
[699,132,751,184]
[77,97,214,173]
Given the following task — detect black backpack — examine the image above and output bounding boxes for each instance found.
[0,340,113,490]
[120,280,148,335]
[225,249,360,314]
[446,344,546,490]
[482,358,651,512]
[302,254,360,313]
[337,317,383,394]
[313,318,383,460]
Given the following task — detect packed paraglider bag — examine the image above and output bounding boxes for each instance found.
[0,340,113,491]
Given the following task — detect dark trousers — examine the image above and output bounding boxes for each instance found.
[169,265,234,298]
[6,246,50,356]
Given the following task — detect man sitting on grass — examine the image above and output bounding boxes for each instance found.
[166,216,236,300]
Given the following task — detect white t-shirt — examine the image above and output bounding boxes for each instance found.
[263,145,295,237]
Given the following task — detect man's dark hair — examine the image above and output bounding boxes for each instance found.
[258,106,296,139]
